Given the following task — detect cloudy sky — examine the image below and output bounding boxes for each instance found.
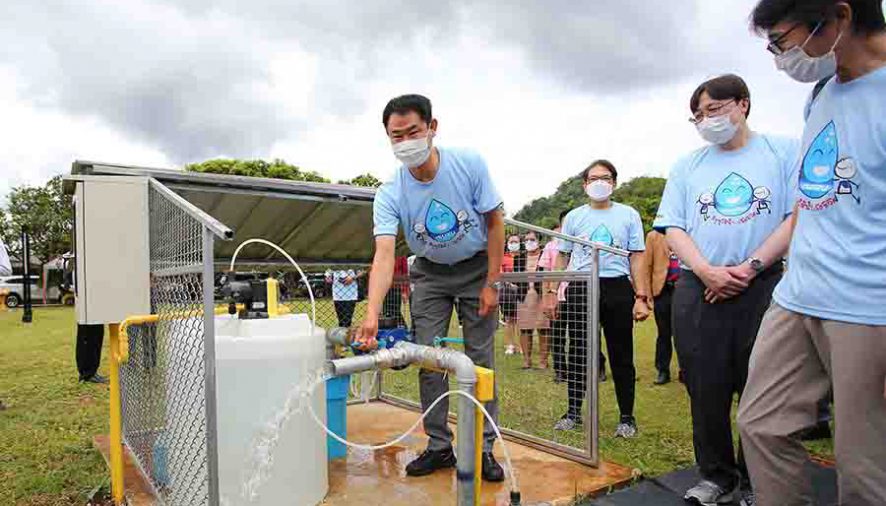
[1,0,824,213]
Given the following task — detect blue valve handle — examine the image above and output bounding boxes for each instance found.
[350,327,413,354]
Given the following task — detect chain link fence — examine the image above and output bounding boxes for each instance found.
[118,182,220,506]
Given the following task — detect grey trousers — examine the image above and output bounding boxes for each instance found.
[738,304,886,506]
[410,254,499,452]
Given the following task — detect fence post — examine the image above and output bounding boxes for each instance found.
[203,227,220,506]
[108,322,125,504]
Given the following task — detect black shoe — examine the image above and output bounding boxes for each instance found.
[798,421,832,441]
[599,369,607,382]
[653,370,671,385]
[482,452,505,482]
[81,374,109,384]
[405,448,457,477]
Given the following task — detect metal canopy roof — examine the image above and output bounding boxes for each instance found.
[69,160,403,265]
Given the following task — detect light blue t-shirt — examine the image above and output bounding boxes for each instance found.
[326,269,358,301]
[373,146,503,265]
[774,65,886,325]
[558,202,645,278]
[654,134,800,268]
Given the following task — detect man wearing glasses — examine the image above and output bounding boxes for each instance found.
[739,2,886,505]
[654,74,798,506]
[553,160,650,438]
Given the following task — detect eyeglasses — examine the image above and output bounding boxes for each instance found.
[688,100,738,124]
[766,20,823,55]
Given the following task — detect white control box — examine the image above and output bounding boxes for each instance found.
[74,176,151,324]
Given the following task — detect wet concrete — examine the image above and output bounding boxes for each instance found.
[324,402,634,506]
[94,435,158,506]
[94,402,633,506]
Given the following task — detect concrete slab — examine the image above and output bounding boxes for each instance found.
[95,402,634,506]
[324,402,634,506]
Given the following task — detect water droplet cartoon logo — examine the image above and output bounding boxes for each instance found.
[714,172,754,217]
[799,121,838,199]
[590,225,613,247]
[425,199,459,242]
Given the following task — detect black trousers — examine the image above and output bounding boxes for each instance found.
[550,300,567,376]
[76,323,104,379]
[565,276,636,420]
[653,283,676,373]
[673,267,782,490]
[334,300,357,328]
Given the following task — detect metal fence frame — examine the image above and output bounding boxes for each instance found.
[117,179,231,506]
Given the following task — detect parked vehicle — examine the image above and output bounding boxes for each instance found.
[0,275,41,308]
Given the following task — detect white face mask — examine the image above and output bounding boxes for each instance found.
[392,131,434,168]
[696,113,739,145]
[507,242,520,253]
[524,240,539,252]
[585,180,613,202]
[775,26,844,83]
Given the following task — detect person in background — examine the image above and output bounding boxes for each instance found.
[538,211,570,382]
[500,234,521,355]
[355,93,506,481]
[654,74,799,505]
[76,323,107,384]
[644,228,684,385]
[515,231,551,369]
[555,159,650,438]
[326,268,364,328]
[0,237,9,409]
[740,2,886,505]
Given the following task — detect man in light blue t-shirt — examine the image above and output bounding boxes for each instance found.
[554,159,651,439]
[654,74,798,505]
[740,3,886,505]
[354,94,506,481]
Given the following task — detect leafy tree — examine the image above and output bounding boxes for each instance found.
[338,173,382,188]
[0,175,73,268]
[514,176,666,233]
[185,158,330,183]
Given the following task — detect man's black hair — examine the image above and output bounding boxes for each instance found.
[690,74,752,118]
[580,159,618,182]
[382,94,433,129]
[751,0,886,35]
[558,210,569,223]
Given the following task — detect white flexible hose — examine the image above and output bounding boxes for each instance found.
[228,238,316,333]
[307,380,520,493]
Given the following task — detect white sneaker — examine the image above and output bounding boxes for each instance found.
[613,420,638,439]
[684,480,735,505]
[504,345,515,355]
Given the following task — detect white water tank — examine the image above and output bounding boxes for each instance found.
[215,313,328,505]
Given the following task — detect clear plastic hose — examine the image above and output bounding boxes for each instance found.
[306,379,520,493]
[228,238,316,333]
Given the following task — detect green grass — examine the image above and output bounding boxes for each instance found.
[1,305,833,504]
[1,307,110,505]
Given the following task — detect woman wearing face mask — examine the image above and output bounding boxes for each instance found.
[654,74,800,506]
[554,160,650,440]
[499,234,521,355]
[515,231,552,369]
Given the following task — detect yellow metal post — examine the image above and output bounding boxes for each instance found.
[473,367,495,505]
[108,323,125,505]
[266,277,280,317]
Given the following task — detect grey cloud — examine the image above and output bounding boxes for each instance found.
[1,0,739,165]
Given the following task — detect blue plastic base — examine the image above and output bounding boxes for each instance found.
[326,375,349,460]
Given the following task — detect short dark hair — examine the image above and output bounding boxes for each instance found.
[382,94,433,129]
[751,0,886,35]
[690,74,752,118]
[558,210,569,223]
[580,159,618,182]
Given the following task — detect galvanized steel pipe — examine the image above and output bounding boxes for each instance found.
[329,341,479,506]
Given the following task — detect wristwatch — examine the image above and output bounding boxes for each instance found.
[634,294,649,303]
[487,280,503,291]
[747,257,765,273]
